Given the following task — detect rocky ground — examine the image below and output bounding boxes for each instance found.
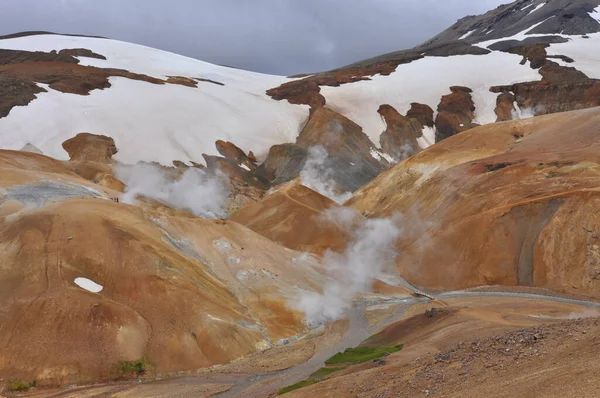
[284,300,600,398]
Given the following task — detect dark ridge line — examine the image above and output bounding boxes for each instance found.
[0,31,107,41]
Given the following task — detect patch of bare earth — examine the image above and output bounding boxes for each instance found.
[0,47,201,118]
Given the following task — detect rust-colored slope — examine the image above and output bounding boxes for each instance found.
[0,150,323,387]
[230,182,355,255]
[349,107,600,297]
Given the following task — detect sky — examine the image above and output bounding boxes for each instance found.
[0,0,508,75]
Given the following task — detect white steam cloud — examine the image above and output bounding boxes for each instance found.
[115,163,229,218]
[512,103,544,120]
[300,145,352,204]
[294,209,402,327]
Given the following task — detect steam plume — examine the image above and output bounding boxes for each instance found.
[300,145,352,204]
[294,210,402,327]
[115,163,229,218]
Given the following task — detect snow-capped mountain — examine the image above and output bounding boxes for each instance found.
[0,0,599,190]
[0,34,309,165]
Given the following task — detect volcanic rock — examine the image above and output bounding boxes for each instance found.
[495,92,517,122]
[215,140,257,171]
[62,133,118,163]
[435,86,479,142]
[406,102,435,128]
[256,107,389,193]
[378,104,426,161]
[254,144,308,186]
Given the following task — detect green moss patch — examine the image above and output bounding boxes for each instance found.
[279,344,403,394]
[8,380,36,392]
[325,344,403,365]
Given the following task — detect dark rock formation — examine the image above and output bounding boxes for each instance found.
[435,86,479,142]
[491,40,600,119]
[215,140,256,171]
[254,144,308,186]
[256,107,389,192]
[495,92,517,122]
[406,102,435,128]
[378,104,427,161]
[0,47,197,119]
[0,75,46,118]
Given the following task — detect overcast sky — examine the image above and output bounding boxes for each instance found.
[0,0,508,75]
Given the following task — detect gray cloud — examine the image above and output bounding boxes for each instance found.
[0,0,508,75]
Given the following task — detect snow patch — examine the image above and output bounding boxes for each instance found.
[74,277,103,293]
[476,17,557,49]
[459,30,476,40]
[0,35,309,165]
[370,148,394,163]
[547,31,600,79]
[527,2,546,16]
[520,2,534,11]
[240,164,251,171]
[320,52,541,148]
[593,6,600,23]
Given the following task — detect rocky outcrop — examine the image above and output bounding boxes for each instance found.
[528,6,600,36]
[57,48,107,60]
[491,41,600,120]
[202,154,267,189]
[62,133,118,163]
[425,0,600,47]
[406,102,435,128]
[254,144,308,186]
[0,75,46,118]
[495,92,517,122]
[201,145,270,213]
[435,86,479,142]
[298,107,388,192]
[378,104,426,161]
[255,107,389,193]
[0,47,199,119]
[266,79,326,110]
[215,140,257,171]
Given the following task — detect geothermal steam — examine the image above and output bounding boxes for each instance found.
[295,208,402,327]
[116,163,229,218]
[300,145,352,204]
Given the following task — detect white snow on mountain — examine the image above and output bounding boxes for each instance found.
[320,52,541,144]
[459,30,476,40]
[0,2,597,167]
[0,35,309,165]
[527,2,547,16]
[546,33,600,79]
